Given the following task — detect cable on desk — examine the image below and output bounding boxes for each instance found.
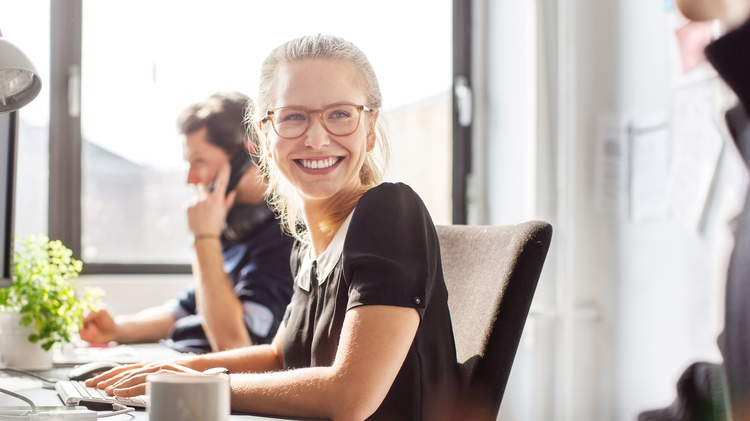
[0,386,36,414]
[0,381,134,420]
[95,406,134,418]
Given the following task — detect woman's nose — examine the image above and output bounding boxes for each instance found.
[304,117,330,149]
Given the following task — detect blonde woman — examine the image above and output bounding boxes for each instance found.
[89,35,459,421]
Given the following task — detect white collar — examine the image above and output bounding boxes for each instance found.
[297,210,355,291]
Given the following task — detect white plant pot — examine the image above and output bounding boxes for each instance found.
[0,310,53,370]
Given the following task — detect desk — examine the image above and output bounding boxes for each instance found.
[0,368,326,420]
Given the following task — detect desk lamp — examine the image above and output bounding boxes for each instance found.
[0,28,42,114]
[0,29,41,288]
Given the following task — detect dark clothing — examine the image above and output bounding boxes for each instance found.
[282,182,459,421]
[706,20,750,420]
[705,18,750,113]
[167,210,295,353]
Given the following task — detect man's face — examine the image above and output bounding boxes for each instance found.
[183,126,230,186]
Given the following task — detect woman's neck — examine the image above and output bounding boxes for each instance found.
[302,185,369,257]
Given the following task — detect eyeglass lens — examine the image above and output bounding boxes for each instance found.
[271,104,362,138]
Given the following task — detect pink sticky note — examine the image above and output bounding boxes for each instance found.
[675,20,714,74]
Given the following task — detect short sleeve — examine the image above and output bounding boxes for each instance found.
[227,224,295,343]
[342,183,440,319]
[171,283,197,320]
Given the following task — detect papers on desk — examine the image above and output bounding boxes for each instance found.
[54,343,185,366]
[0,375,40,392]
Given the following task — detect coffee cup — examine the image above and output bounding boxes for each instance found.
[147,372,230,421]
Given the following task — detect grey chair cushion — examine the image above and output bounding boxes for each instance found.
[437,221,552,420]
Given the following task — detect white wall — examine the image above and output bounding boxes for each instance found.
[78,275,191,316]
[479,0,742,419]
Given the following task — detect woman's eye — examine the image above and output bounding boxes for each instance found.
[281,112,307,122]
[328,109,351,119]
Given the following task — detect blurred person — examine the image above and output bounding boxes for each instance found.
[640,1,750,420]
[79,92,295,353]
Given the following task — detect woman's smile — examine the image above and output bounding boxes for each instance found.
[296,156,343,172]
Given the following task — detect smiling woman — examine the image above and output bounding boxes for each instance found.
[68,0,453,269]
[86,35,460,421]
[257,57,387,244]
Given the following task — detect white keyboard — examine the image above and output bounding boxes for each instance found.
[55,380,148,408]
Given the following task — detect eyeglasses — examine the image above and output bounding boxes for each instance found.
[261,103,375,139]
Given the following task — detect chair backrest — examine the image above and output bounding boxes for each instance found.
[436,221,552,421]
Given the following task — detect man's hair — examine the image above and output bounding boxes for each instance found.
[178,92,256,155]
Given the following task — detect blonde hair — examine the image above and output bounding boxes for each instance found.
[248,34,390,242]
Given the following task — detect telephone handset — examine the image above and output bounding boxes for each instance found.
[210,151,254,196]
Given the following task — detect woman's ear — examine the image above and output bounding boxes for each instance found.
[366,111,379,152]
[366,132,376,153]
[259,122,273,158]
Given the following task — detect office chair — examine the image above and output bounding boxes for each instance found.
[436,221,552,421]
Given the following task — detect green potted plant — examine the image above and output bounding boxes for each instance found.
[0,235,102,369]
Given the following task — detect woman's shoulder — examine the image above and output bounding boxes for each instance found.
[357,182,425,211]
[350,182,433,232]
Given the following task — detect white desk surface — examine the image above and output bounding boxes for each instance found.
[1,361,327,420]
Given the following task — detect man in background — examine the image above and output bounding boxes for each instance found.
[79,92,294,353]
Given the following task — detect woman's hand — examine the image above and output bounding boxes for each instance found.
[85,360,200,397]
[187,162,237,238]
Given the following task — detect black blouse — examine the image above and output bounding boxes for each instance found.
[282,182,459,421]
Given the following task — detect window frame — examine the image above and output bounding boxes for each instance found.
[452,0,472,224]
[48,0,471,274]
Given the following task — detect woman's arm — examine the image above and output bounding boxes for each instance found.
[230,305,419,421]
[86,323,285,391]
[92,305,419,421]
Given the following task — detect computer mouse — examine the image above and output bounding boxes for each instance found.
[67,361,122,381]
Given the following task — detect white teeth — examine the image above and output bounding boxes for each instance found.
[302,157,339,169]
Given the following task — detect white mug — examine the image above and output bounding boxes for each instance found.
[147,372,230,421]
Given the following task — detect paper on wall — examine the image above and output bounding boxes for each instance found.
[594,114,630,217]
[630,114,671,221]
[668,79,724,232]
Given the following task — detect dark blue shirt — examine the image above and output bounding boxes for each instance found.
[166,213,294,353]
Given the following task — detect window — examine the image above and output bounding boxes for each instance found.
[43,0,461,273]
[1,0,51,240]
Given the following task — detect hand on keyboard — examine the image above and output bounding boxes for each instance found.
[86,360,201,398]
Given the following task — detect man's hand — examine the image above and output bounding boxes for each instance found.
[676,0,750,28]
[187,162,237,238]
[85,360,200,398]
[79,308,118,344]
